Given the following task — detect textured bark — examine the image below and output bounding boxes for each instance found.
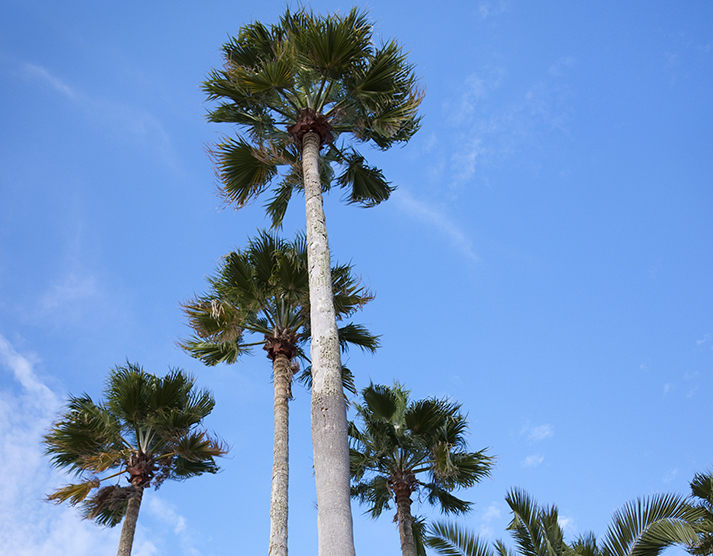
[117,484,144,556]
[269,353,292,556]
[302,131,356,556]
[395,489,416,556]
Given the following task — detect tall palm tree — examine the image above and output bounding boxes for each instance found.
[203,9,422,554]
[426,487,702,556]
[43,363,227,556]
[180,231,378,556]
[349,383,493,556]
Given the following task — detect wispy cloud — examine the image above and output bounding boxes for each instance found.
[521,422,554,443]
[0,334,165,556]
[558,515,575,535]
[22,62,77,99]
[442,57,574,188]
[40,272,99,312]
[476,502,503,539]
[393,189,479,262]
[475,1,510,20]
[16,60,178,171]
[663,468,679,484]
[521,454,544,468]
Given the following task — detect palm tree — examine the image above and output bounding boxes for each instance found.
[349,383,494,556]
[203,9,422,554]
[426,487,702,556]
[180,231,378,556]
[43,363,227,556]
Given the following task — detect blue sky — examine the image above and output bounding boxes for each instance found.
[1,1,712,555]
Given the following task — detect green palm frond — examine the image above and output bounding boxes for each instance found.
[423,482,472,515]
[335,150,394,206]
[426,521,495,556]
[602,493,701,556]
[506,487,565,556]
[337,323,380,353]
[47,480,101,505]
[572,533,600,556]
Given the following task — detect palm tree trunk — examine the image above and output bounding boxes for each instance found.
[269,353,292,556]
[395,489,416,556]
[117,484,144,556]
[302,130,356,556]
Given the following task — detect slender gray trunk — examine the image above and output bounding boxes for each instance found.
[117,484,144,556]
[396,491,416,556]
[269,353,292,556]
[302,131,356,556]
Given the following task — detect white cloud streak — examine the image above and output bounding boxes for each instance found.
[0,334,177,556]
[394,189,479,262]
[17,60,178,171]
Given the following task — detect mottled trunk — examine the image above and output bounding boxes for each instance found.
[117,484,144,556]
[302,131,356,556]
[395,489,416,556]
[269,353,292,556]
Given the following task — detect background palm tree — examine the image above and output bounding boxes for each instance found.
[43,363,226,556]
[180,230,378,556]
[350,383,493,556]
[426,487,702,556]
[203,9,422,554]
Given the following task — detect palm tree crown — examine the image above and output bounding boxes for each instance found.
[43,363,226,555]
[203,6,423,226]
[180,230,378,376]
[350,383,493,556]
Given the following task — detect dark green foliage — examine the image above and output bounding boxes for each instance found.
[349,382,493,522]
[203,7,423,227]
[43,363,226,526]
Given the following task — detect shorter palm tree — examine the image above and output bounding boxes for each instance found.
[349,383,494,556]
[180,230,378,556]
[43,363,227,556]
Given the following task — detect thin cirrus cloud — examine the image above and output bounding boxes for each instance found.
[0,333,114,556]
[0,334,187,556]
[393,188,479,262]
[444,57,574,186]
[17,59,178,171]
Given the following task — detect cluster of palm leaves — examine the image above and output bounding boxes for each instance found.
[350,383,494,556]
[43,363,227,556]
[204,6,423,227]
[424,476,713,556]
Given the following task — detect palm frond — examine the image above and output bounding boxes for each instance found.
[602,493,701,556]
[426,520,495,556]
